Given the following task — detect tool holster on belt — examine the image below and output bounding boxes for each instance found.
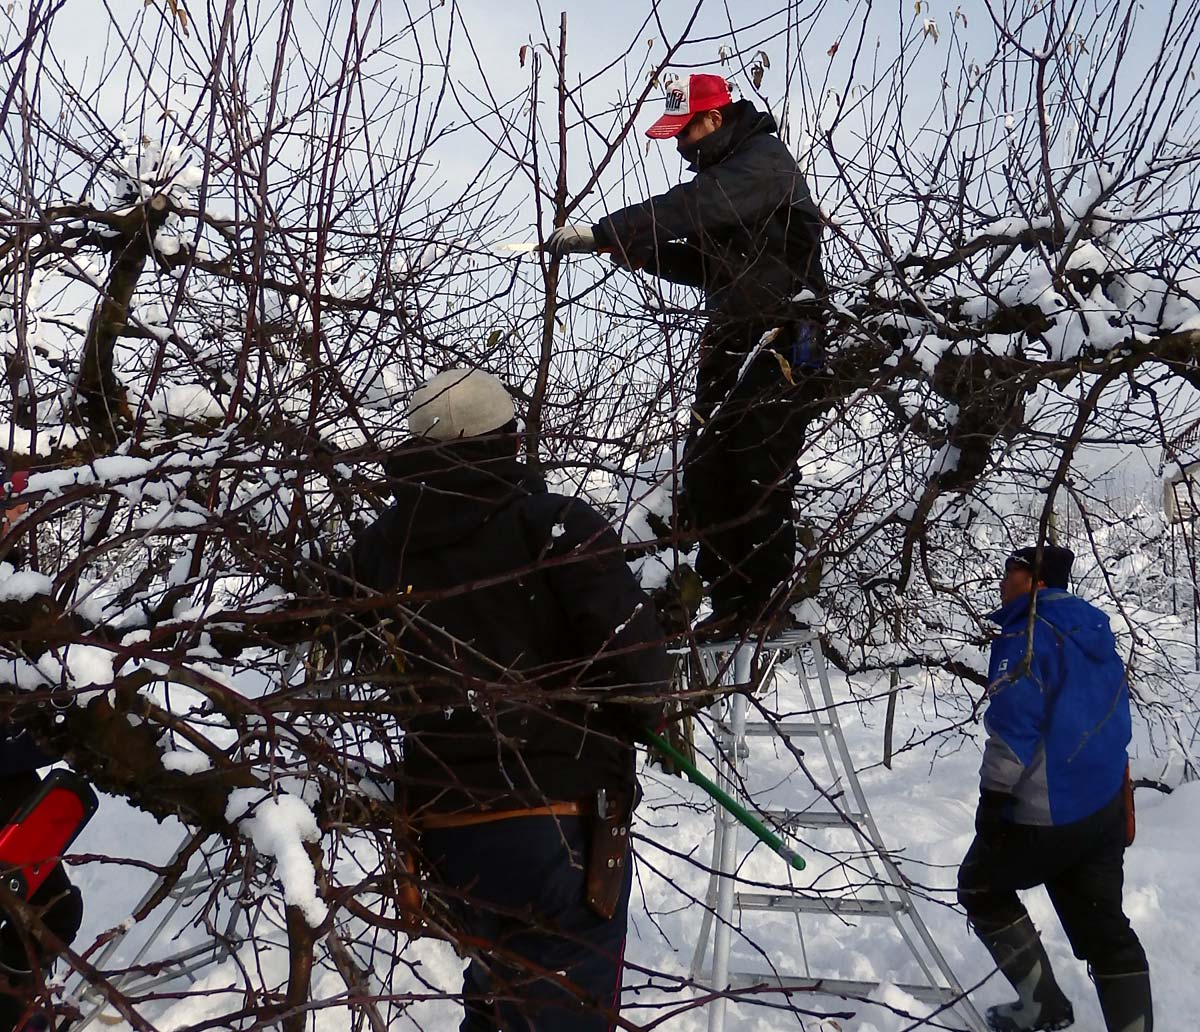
[585,788,633,921]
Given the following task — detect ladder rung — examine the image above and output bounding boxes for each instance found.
[763,808,864,829]
[685,628,818,654]
[739,721,831,737]
[85,945,232,1000]
[736,893,904,917]
[727,970,962,1006]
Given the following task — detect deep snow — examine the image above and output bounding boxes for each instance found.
[60,656,1191,1031]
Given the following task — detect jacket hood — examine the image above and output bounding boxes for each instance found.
[991,588,1119,663]
[684,99,778,170]
[383,437,545,551]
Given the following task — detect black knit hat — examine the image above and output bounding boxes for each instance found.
[1006,545,1074,589]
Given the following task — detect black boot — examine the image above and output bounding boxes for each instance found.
[0,956,36,1032]
[691,598,750,642]
[650,564,704,638]
[1094,970,1152,1032]
[977,916,1074,1031]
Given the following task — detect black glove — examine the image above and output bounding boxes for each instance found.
[974,788,1016,842]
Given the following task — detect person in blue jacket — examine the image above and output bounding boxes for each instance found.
[958,545,1151,1032]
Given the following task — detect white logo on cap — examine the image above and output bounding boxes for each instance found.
[664,85,688,113]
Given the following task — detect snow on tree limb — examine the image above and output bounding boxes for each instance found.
[0,0,1197,1027]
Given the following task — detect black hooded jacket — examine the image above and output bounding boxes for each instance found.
[0,726,55,828]
[0,728,52,779]
[334,437,671,814]
[593,100,826,323]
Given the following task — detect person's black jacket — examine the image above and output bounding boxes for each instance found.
[0,723,54,824]
[333,436,671,815]
[0,725,52,781]
[592,99,826,324]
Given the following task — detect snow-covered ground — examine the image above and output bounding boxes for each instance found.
[63,654,1193,1030]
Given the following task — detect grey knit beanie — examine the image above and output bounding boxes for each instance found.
[407,369,516,441]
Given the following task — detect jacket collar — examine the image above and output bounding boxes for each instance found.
[989,587,1073,625]
[382,437,546,550]
[684,99,778,170]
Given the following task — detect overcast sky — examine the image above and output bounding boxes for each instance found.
[2,0,1191,494]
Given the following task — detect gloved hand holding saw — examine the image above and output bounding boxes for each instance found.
[545,223,597,257]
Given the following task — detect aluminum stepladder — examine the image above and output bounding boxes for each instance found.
[62,646,388,1031]
[687,628,986,1032]
[63,833,256,1030]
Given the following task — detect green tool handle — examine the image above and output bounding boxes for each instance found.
[640,728,806,871]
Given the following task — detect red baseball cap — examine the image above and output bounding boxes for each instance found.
[0,456,26,493]
[646,73,733,139]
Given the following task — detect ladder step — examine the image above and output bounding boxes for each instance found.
[727,970,963,1006]
[736,893,905,917]
[685,628,817,654]
[763,808,865,829]
[734,721,832,737]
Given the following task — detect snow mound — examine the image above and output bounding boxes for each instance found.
[0,565,52,602]
[36,643,116,704]
[162,749,213,774]
[225,789,328,927]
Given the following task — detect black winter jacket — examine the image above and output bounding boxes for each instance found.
[334,438,671,815]
[593,100,826,324]
[0,722,54,825]
[0,723,52,779]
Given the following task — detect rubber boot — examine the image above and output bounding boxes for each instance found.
[1094,970,1153,1032]
[691,599,749,642]
[650,564,704,638]
[978,916,1074,1031]
[0,954,36,1032]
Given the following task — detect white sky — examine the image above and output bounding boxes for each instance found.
[2,0,1194,497]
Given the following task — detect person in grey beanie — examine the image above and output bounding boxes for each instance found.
[331,368,672,1031]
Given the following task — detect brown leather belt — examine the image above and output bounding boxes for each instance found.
[417,801,585,831]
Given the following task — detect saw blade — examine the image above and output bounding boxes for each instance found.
[492,241,542,254]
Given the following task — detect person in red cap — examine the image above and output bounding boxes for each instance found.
[0,466,29,568]
[548,73,828,636]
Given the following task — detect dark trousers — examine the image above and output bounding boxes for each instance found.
[0,863,83,1031]
[683,319,826,615]
[957,791,1147,980]
[0,773,84,1031]
[421,815,631,1032]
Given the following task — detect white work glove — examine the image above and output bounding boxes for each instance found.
[546,223,597,258]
